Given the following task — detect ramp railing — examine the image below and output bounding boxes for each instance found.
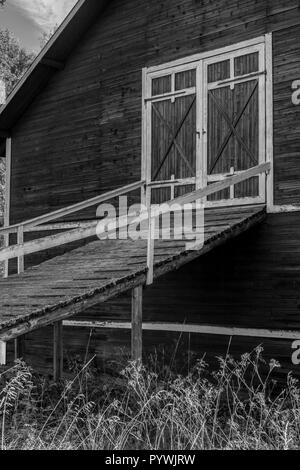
[0,162,270,282]
[0,180,145,275]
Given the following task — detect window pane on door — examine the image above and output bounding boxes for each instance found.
[152,75,172,95]
[175,69,196,90]
[234,52,259,76]
[208,60,230,83]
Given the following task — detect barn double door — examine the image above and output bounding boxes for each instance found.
[143,41,267,206]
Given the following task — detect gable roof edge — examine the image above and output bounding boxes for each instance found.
[0,0,109,151]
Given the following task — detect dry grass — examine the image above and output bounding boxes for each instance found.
[1,347,300,450]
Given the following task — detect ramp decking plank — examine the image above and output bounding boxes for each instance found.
[0,205,266,340]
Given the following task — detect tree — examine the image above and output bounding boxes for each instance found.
[0,2,35,232]
[0,26,35,224]
[39,24,58,49]
[0,29,35,95]
[0,0,34,95]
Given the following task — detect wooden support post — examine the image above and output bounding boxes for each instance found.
[14,336,25,361]
[0,341,6,366]
[53,321,63,381]
[131,285,143,362]
[17,225,24,274]
[146,215,155,285]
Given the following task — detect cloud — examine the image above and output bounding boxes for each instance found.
[10,0,78,32]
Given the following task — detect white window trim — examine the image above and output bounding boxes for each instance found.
[265,33,274,213]
[146,36,266,74]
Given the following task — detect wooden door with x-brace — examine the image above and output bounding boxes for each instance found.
[143,40,267,206]
[203,43,266,206]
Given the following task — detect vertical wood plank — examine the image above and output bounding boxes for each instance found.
[145,72,152,191]
[14,337,25,361]
[131,285,143,362]
[4,137,11,279]
[147,215,156,285]
[170,174,175,200]
[258,42,266,204]
[17,225,24,274]
[202,60,208,203]
[196,61,204,191]
[0,341,6,366]
[53,321,63,381]
[265,32,274,211]
[141,67,148,207]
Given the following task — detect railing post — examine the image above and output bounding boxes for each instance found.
[0,341,6,366]
[131,285,143,362]
[53,321,63,382]
[15,226,26,361]
[17,225,24,274]
[3,232,9,279]
[141,182,147,207]
[146,213,156,286]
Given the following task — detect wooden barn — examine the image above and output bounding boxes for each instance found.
[0,0,300,380]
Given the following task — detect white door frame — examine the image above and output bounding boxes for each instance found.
[142,34,273,208]
[202,41,266,207]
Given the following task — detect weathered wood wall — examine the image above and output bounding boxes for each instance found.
[9,0,300,224]
[5,0,300,377]
[5,328,297,383]
[273,24,300,205]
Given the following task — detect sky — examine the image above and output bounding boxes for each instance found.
[0,0,78,52]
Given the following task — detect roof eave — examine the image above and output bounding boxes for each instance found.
[0,0,109,142]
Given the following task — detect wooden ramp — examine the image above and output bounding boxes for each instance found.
[0,205,266,342]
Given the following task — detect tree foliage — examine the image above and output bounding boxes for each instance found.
[0,29,35,95]
[39,24,58,48]
[0,0,34,95]
[0,1,35,222]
